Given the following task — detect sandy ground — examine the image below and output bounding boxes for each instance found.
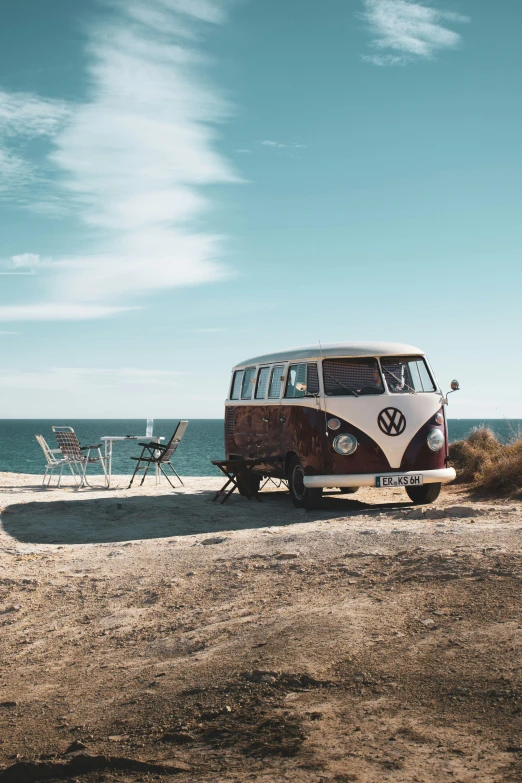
[1,472,522,783]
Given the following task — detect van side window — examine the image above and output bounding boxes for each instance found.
[230,370,244,400]
[241,367,256,399]
[255,366,270,399]
[285,363,307,398]
[268,364,285,399]
[307,363,320,394]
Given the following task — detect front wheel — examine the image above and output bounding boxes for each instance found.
[406,482,441,505]
[288,456,323,510]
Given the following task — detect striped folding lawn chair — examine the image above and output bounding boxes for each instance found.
[35,434,79,488]
[53,426,109,488]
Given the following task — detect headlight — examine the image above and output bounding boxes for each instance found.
[427,428,445,452]
[333,433,358,455]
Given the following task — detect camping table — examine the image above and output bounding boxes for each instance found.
[211,458,280,504]
[100,435,164,488]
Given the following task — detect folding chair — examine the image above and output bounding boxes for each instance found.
[52,426,109,488]
[128,421,188,489]
[35,434,79,487]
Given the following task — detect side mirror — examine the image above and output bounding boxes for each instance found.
[443,379,460,405]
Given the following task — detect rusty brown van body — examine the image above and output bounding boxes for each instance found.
[225,343,456,507]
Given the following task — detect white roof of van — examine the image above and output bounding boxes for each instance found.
[233,342,424,369]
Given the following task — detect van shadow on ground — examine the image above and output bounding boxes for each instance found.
[0,489,413,546]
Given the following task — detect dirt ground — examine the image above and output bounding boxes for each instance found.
[1,472,522,783]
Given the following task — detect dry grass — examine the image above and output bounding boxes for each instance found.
[449,426,522,498]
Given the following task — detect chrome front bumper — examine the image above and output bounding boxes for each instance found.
[303,467,456,489]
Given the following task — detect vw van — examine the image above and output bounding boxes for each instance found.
[225,343,458,509]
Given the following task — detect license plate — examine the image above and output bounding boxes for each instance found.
[376,474,423,487]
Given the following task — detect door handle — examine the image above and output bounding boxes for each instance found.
[263,417,269,422]
[280,416,286,422]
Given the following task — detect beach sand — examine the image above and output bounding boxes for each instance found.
[1,472,522,782]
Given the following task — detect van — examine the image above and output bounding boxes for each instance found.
[225,342,459,509]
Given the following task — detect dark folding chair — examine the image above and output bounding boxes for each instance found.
[128,421,188,489]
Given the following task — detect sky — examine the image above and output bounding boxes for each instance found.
[0,0,521,419]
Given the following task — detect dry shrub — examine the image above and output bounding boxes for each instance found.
[481,439,522,497]
[449,426,522,498]
[449,427,501,484]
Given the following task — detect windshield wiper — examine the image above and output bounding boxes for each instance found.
[383,368,417,394]
[324,370,360,397]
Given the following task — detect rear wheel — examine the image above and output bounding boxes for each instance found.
[288,456,323,510]
[406,482,441,505]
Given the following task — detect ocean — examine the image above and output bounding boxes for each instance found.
[0,419,520,476]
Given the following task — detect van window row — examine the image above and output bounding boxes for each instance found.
[230,356,435,400]
[231,363,319,401]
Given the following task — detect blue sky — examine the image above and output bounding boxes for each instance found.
[0,0,520,419]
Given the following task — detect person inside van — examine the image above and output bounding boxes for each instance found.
[323,358,384,396]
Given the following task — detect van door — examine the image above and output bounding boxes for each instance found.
[264,363,286,464]
[233,366,263,458]
[280,362,326,475]
[279,363,304,462]
[250,366,269,458]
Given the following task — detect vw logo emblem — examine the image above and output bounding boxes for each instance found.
[378,408,406,437]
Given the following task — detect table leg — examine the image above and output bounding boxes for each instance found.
[221,477,240,504]
[147,437,160,485]
[212,466,240,504]
[211,464,266,504]
[212,471,230,501]
[104,440,113,488]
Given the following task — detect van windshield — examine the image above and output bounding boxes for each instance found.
[381,356,436,393]
[323,358,384,396]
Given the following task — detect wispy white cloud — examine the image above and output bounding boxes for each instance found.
[188,326,228,333]
[0,271,37,276]
[0,331,21,335]
[0,304,135,321]
[0,0,239,320]
[261,140,286,149]
[0,91,69,196]
[26,197,70,219]
[10,253,41,269]
[0,249,41,274]
[0,148,34,192]
[259,140,306,150]
[0,366,184,390]
[0,90,69,137]
[361,0,469,65]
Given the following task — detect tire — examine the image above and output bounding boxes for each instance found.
[288,456,323,510]
[237,472,262,497]
[338,487,358,495]
[406,482,442,505]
